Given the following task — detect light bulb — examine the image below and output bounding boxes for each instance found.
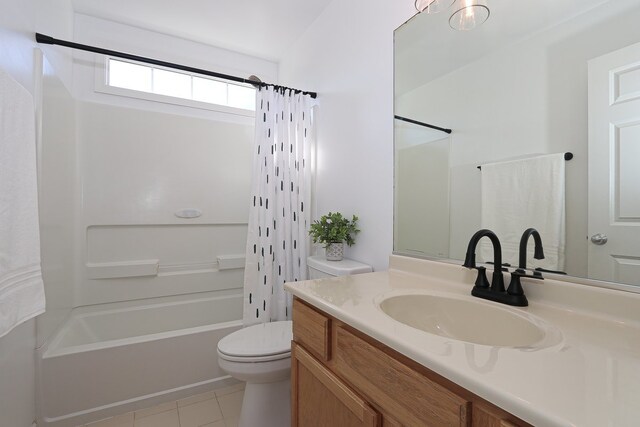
[415,0,455,14]
[449,0,490,30]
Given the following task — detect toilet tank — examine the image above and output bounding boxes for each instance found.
[307,255,372,279]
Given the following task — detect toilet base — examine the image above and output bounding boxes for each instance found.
[239,377,290,427]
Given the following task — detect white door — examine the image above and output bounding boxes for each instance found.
[588,41,640,286]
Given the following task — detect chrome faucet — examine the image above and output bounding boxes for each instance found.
[463,229,530,307]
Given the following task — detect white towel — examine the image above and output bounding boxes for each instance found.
[479,153,566,271]
[0,69,45,339]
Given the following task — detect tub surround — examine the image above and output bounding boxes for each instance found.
[285,255,640,427]
[37,291,242,427]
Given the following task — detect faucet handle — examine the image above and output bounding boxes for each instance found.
[473,266,490,289]
[505,271,529,306]
[507,271,525,296]
[515,268,544,280]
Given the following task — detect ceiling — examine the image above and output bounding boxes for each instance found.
[395,0,617,95]
[71,0,333,62]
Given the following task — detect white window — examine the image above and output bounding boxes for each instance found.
[100,57,256,114]
[108,60,151,92]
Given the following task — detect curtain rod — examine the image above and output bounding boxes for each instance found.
[476,153,573,170]
[35,33,317,99]
[394,115,452,134]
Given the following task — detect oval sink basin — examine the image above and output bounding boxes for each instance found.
[379,294,548,347]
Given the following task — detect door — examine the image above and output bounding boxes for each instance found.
[291,342,380,427]
[588,41,640,286]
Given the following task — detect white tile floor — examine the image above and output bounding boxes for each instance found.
[83,383,245,427]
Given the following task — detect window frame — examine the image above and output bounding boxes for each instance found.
[94,56,256,117]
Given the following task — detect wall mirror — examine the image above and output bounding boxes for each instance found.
[394,0,640,289]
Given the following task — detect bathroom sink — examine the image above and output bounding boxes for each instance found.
[378,293,548,347]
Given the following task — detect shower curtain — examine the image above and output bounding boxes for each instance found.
[243,87,315,325]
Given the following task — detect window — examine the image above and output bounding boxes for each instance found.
[102,58,256,112]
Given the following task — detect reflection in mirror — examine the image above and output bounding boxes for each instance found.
[394,0,640,288]
[394,119,451,258]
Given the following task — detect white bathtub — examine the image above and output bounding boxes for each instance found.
[37,290,243,427]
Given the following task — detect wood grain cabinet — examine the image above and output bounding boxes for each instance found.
[292,342,380,426]
[291,298,531,427]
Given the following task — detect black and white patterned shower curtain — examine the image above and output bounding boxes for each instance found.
[243,87,315,325]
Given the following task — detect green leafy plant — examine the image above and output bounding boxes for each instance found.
[309,212,360,247]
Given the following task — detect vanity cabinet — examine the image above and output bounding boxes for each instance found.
[292,343,380,426]
[291,298,530,427]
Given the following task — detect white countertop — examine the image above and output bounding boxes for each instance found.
[285,255,640,427]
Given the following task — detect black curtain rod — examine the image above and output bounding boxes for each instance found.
[394,115,452,134]
[477,153,573,170]
[35,33,317,99]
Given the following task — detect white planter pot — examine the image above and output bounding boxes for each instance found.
[326,242,344,261]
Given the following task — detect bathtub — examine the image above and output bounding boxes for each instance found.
[37,290,243,427]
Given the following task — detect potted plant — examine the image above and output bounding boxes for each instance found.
[309,212,360,261]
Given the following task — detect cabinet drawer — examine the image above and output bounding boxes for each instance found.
[334,325,471,427]
[292,343,380,426]
[292,298,331,361]
[472,404,522,427]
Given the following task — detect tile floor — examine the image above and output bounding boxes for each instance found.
[83,383,245,427]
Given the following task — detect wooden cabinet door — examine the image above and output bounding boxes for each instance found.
[292,342,380,427]
[333,325,471,426]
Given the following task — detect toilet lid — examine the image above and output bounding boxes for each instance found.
[218,320,292,358]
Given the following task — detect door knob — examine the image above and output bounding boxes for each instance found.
[590,233,608,245]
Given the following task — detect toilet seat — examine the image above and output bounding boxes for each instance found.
[218,320,292,363]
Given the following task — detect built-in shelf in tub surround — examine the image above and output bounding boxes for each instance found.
[86,260,159,279]
[285,255,640,427]
[86,255,246,279]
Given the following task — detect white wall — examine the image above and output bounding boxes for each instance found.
[7,10,277,314]
[394,134,451,258]
[35,1,75,90]
[61,15,274,307]
[29,10,280,425]
[396,36,550,262]
[0,1,38,423]
[3,4,270,425]
[36,62,78,348]
[32,5,276,338]
[0,0,74,425]
[0,0,37,92]
[72,14,277,122]
[75,102,253,306]
[279,0,415,271]
[396,2,640,275]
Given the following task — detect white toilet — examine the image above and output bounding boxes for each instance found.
[217,256,372,427]
[218,321,292,427]
[307,255,373,279]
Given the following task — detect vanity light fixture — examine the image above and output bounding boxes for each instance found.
[449,0,490,31]
[415,0,489,31]
[415,0,455,14]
